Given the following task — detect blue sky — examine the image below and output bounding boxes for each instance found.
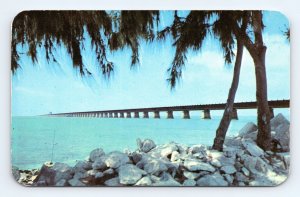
[11,11,290,116]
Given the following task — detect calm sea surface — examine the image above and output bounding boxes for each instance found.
[11,112,289,169]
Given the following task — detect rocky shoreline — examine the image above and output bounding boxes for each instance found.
[13,113,290,187]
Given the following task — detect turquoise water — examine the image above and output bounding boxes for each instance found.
[11,112,289,169]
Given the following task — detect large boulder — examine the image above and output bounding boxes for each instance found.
[242,139,264,157]
[139,155,168,175]
[220,165,237,175]
[89,148,105,162]
[92,157,107,170]
[238,122,258,137]
[183,159,215,172]
[34,162,73,186]
[103,151,130,169]
[151,172,181,186]
[104,177,123,186]
[197,172,228,186]
[134,176,152,186]
[271,113,290,151]
[137,138,156,153]
[148,143,178,158]
[74,160,92,173]
[118,164,147,185]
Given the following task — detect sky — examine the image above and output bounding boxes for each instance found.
[11,11,290,116]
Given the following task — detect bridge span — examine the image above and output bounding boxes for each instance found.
[48,99,289,120]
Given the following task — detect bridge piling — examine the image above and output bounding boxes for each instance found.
[134,112,140,118]
[183,110,190,119]
[202,109,211,119]
[231,108,238,120]
[167,111,174,119]
[154,111,160,118]
[126,112,131,118]
[269,107,274,119]
[120,112,124,118]
[143,111,149,118]
[109,112,113,118]
[114,112,118,118]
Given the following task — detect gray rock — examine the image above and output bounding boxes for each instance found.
[184,159,215,172]
[210,159,222,168]
[277,152,290,169]
[224,137,243,147]
[220,165,237,175]
[239,122,258,137]
[183,179,196,186]
[55,179,67,186]
[92,157,106,170]
[74,161,92,173]
[103,168,114,176]
[189,145,207,154]
[271,114,290,151]
[170,151,180,162]
[118,164,147,185]
[218,156,235,166]
[223,174,234,185]
[242,139,264,157]
[131,151,144,164]
[104,177,122,186]
[152,172,181,186]
[140,155,168,175]
[95,172,104,179]
[138,138,156,153]
[103,151,130,169]
[235,172,249,182]
[242,167,250,176]
[148,143,178,158]
[183,171,201,180]
[68,178,85,186]
[241,154,271,175]
[134,176,152,186]
[89,148,105,162]
[12,166,20,181]
[197,172,228,186]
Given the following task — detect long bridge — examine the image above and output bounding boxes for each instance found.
[47,99,289,120]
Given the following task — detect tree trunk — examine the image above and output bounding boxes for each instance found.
[252,46,271,150]
[212,40,244,151]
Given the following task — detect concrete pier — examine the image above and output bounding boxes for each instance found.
[120,112,124,118]
[134,112,140,118]
[231,108,238,120]
[183,110,190,119]
[143,111,149,118]
[269,107,274,119]
[167,111,174,119]
[202,109,211,119]
[154,111,160,118]
[114,112,118,118]
[126,112,131,118]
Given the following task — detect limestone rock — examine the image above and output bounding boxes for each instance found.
[118,164,147,185]
[55,179,67,186]
[183,171,201,180]
[239,122,258,137]
[74,161,92,173]
[138,138,156,153]
[92,157,107,170]
[103,151,130,169]
[134,176,152,186]
[242,139,264,157]
[89,148,105,162]
[184,159,215,172]
[183,179,196,186]
[148,143,178,158]
[104,177,122,186]
[170,151,180,162]
[197,172,228,186]
[68,178,85,186]
[271,114,290,151]
[220,165,237,175]
[152,172,181,186]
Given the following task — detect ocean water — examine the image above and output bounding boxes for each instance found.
[11,112,289,170]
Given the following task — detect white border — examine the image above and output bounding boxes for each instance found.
[0,0,299,196]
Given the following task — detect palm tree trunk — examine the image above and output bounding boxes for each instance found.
[253,46,271,150]
[212,40,244,151]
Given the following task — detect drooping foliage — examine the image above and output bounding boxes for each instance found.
[11,11,159,77]
[157,11,251,89]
